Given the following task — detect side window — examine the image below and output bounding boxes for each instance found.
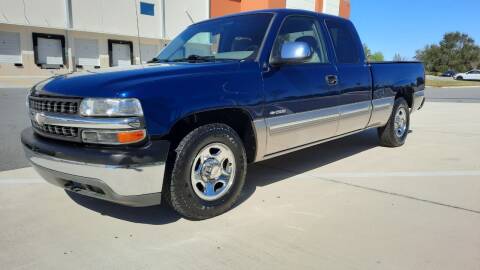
[325,20,360,64]
[271,16,329,64]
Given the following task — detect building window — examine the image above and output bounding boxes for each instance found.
[140,2,155,16]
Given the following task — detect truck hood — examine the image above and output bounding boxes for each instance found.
[35,62,240,98]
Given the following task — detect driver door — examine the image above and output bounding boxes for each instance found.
[262,16,339,155]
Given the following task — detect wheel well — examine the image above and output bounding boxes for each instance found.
[165,108,257,163]
[395,88,413,108]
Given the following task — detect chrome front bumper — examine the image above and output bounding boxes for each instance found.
[22,128,169,207]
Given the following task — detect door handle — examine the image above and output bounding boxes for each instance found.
[326,75,338,86]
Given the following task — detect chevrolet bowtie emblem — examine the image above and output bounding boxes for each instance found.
[34,112,46,126]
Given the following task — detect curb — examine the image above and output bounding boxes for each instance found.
[426,85,480,89]
[0,85,34,89]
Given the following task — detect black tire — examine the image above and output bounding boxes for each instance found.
[456,76,463,80]
[164,123,247,220]
[377,97,410,147]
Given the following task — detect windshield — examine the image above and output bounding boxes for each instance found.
[155,13,273,63]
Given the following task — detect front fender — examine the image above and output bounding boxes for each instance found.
[130,62,264,137]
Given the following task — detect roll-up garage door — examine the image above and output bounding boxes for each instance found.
[75,38,100,67]
[37,37,63,65]
[111,42,132,66]
[0,31,21,64]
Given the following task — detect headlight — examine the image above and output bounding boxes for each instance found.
[79,98,143,117]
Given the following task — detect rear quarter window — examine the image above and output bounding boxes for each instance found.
[325,20,360,64]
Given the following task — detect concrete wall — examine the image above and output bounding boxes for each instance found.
[164,0,210,40]
[0,0,67,28]
[286,0,316,11]
[209,0,350,18]
[0,0,351,78]
[0,0,167,77]
[241,0,286,11]
[70,0,162,39]
[210,0,241,18]
[339,0,351,18]
[0,24,69,77]
[0,24,167,77]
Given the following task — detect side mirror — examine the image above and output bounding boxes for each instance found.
[271,41,313,65]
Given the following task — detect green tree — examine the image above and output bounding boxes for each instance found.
[363,43,372,59]
[393,53,407,61]
[363,44,385,62]
[370,52,384,61]
[415,32,480,73]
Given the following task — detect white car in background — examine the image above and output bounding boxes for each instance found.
[454,70,480,80]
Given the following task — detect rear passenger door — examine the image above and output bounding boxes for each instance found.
[262,15,339,155]
[325,20,373,135]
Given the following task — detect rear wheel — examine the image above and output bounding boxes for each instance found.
[378,97,410,147]
[164,123,247,220]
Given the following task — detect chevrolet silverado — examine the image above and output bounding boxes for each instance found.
[22,9,425,219]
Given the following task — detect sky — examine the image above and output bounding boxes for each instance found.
[350,0,480,61]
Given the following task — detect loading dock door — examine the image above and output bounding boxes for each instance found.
[75,38,100,67]
[0,31,21,64]
[37,37,63,65]
[111,43,132,66]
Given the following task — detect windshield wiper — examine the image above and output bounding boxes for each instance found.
[171,55,216,63]
[148,57,171,63]
[151,55,241,64]
[147,57,159,63]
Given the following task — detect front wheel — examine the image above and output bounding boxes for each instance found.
[378,97,410,147]
[164,123,247,220]
[456,76,463,80]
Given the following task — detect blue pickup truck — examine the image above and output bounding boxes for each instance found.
[22,9,425,219]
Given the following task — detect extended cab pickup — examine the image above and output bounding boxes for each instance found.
[22,9,425,219]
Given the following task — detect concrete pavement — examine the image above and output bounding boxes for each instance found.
[0,101,479,269]
[0,88,30,171]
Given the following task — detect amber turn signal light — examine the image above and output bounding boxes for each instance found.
[117,130,146,144]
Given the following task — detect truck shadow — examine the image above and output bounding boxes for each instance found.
[67,129,379,225]
[236,129,379,208]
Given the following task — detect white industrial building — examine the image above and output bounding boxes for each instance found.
[0,0,349,78]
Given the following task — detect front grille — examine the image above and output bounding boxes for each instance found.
[29,96,80,114]
[31,121,79,138]
[29,95,82,141]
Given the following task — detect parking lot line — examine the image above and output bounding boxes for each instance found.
[0,178,45,184]
[294,170,480,178]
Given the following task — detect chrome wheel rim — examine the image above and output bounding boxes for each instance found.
[394,107,408,138]
[190,143,236,201]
